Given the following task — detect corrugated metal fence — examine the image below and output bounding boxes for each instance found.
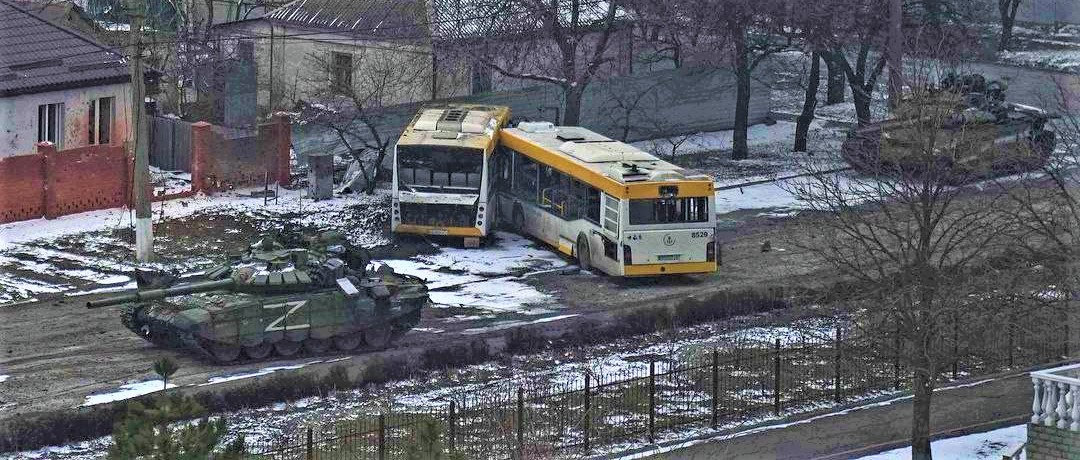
[149,116,193,172]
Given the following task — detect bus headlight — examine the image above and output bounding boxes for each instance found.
[622,244,633,265]
[706,241,716,262]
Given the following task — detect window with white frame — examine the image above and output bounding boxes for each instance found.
[37,102,64,148]
[88,97,114,145]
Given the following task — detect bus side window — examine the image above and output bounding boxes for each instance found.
[513,153,537,203]
[585,185,601,224]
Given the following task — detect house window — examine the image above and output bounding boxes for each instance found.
[37,102,64,148]
[331,52,353,94]
[88,97,114,145]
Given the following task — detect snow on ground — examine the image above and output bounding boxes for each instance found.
[0,375,9,383]
[633,121,821,157]
[855,424,1026,460]
[380,231,569,315]
[201,360,324,386]
[999,49,1080,73]
[82,380,176,407]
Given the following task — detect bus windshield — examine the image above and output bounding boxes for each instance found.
[628,197,710,225]
[397,145,484,192]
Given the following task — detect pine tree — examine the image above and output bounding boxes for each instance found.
[107,395,242,459]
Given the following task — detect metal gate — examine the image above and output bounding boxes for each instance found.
[149,116,193,172]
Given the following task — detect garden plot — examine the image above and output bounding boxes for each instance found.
[1,316,844,459]
[0,189,391,304]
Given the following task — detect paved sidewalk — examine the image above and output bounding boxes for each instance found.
[629,369,1048,460]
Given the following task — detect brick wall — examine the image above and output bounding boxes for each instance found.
[0,143,131,224]
[191,113,291,193]
[1027,423,1080,459]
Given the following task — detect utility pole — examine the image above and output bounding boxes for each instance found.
[129,0,153,262]
[887,0,904,109]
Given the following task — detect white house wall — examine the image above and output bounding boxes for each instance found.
[0,82,133,158]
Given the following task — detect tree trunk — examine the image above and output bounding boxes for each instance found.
[795,53,821,152]
[732,29,751,161]
[911,365,934,460]
[887,0,904,109]
[851,84,873,126]
[998,0,1019,52]
[824,55,846,105]
[563,85,585,126]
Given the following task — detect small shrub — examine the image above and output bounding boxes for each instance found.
[361,355,410,384]
[618,306,672,335]
[421,339,490,370]
[322,365,352,390]
[504,327,547,355]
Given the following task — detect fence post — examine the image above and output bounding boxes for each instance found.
[951,311,959,379]
[448,400,457,452]
[649,360,656,444]
[517,386,524,459]
[1008,318,1015,368]
[584,373,591,453]
[893,322,901,390]
[1064,322,1070,357]
[378,413,385,460]
[711,349,719,428]
[834,325,842,403]
[306,426,313,460]
[773,338,782,416]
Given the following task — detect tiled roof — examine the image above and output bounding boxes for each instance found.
[0,0,128,97]
[265,0,429,39]
[427,0,626,41]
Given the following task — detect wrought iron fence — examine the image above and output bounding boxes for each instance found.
[248,313,1069,459]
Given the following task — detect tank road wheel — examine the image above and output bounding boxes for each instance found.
[364,327,392,349]
[333,334,362,351]
[304,338,331,354]
[209,343,241,363]
[274,340,302,357]
[576,234,591,272]
[244,342,273,360]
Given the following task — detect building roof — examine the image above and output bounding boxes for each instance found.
[427,0,627,41]
[0,0,129,97]
[264,0,429,39]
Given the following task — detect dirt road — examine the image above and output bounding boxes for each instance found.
[0,213,831,419]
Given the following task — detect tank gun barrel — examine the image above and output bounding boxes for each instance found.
[86,279,236,309]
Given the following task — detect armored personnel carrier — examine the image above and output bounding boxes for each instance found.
[841,73,1056,181]
[88,233,429,363]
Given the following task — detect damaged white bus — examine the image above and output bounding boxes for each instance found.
[391,104,511,247]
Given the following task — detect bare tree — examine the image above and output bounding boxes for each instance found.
[448,0,626,126]
[997,0,1023,51]
[301,43,432,194]
[784,78,1025,459]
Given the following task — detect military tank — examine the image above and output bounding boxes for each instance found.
[87,233,430,363]
[841,73,1056,182]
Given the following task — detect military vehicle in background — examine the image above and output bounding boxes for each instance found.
[87,233,430,363]
[842,73,1057,182]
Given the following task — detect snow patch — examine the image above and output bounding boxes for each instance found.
[82,380,176,406]
[201,360,323,386]
[854,424,1026,460]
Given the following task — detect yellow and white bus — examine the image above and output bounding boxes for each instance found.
[493,123,717,276]
[391,104,511,247]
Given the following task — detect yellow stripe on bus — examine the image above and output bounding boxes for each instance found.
[499,129,714,199]
[393,224,483,237]
[622,261,718,276]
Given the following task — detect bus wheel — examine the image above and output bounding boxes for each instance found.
[512,205,525,233]
[576,234,591,271]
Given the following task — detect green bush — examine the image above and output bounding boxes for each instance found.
[504,327,547,355]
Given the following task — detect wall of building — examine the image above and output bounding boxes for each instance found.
[0,82,133,158]
[1027,423,1080,460]
[218,22,442,115]
[190,114,291,192]
[1017,0,1080,24]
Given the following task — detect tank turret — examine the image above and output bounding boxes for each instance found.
[87,233,429,363]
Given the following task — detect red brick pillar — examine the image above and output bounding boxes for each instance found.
[37,142,58,219]
[191,121,212,194]
[272,112,291,185]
